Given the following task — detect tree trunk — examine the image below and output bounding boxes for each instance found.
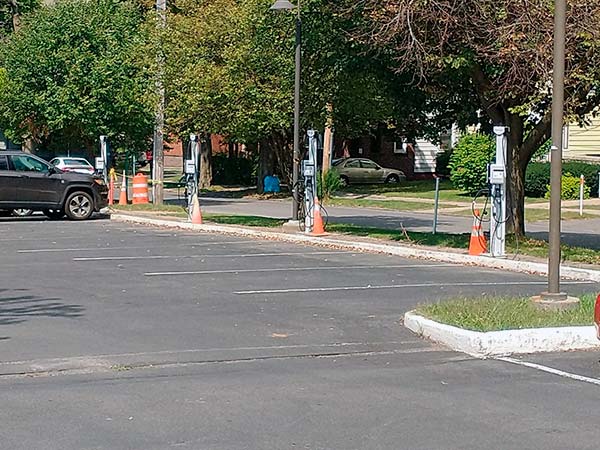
[257,140,274,194]
[507,152,527,237]
[22,137,35,154]
[505,112,552,237]
[271,132,293,190]
[199,134,212,188]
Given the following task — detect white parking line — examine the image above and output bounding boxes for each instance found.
[17,240,264,253]
[74,251,352,261]
[144,263,454,277]
[497,357,600,387]
[235,280,593,295]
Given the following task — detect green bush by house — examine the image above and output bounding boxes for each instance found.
[448,134,495,194]
[544,174,591,200]
[526,161,600,198]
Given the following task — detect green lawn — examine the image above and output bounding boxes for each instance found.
[340,179,470,202]
[524,208,597,222]
[327,198,435,211]
[416,294,596,332]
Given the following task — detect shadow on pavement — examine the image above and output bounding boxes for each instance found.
[0,289,83,327]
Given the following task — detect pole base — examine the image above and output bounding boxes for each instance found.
[531,293,580,311]
[282,220,301,232]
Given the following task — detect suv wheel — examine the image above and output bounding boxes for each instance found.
[43,209,65,220]
[65,191,94,220]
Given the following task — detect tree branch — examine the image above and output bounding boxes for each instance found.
[471,64,503,124]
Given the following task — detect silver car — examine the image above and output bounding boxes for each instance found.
[332,158,406,185]
[49,157,95,175]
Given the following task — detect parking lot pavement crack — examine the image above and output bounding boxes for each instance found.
[0,342,450,379]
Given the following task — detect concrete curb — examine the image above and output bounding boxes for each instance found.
[404,311,600,357]
[110,213,600,282]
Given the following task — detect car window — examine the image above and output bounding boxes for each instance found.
[10,155,49,173]
[0,155,8,170]
[345,160,360,168]
[64,158,91,166]
[360,160,378,169]
[49,158,59,165]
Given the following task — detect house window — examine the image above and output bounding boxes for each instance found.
[393,141,408,154]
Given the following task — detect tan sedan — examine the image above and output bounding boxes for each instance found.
[332,158,406,185]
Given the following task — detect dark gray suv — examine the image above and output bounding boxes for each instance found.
[0,151,108,220]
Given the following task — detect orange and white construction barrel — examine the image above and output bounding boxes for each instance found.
[132,173,149,204]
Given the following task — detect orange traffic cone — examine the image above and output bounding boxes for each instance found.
[190,192,203,224]
[311,196,326,236]
[118,174,128,205]
[468,209,487,256]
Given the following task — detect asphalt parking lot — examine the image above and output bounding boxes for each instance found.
[1,215,600,449]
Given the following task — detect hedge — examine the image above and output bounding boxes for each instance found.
[526,161,600,198]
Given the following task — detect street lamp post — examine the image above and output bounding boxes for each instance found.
[534,0,579,310]
[270,0,301,221]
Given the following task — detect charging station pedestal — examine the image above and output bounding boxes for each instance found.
[302,130,318,233]
[489,126,508,258]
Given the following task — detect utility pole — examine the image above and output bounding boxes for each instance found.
[153,0,166,205]
[534,0,579,310]
[322,103,333,175]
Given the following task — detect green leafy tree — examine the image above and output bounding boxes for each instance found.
[161,0,468,189]
[0,0,154,155]
[352,0,600,235]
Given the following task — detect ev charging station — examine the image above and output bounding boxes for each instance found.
[489,126,508,258]
[302,129,319,233]
[185,134,200,212]
[98,135,108,182]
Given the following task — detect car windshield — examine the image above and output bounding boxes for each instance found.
[63,158,91,166]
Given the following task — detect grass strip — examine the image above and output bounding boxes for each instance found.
[328,198,436,211]
[415,293,596,332]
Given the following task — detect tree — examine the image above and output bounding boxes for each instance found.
[0,0,154,156]
[352,0,600,235]
[0,0,38,36]
[162,0,466,191]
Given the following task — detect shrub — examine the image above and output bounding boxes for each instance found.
[525,162,551,197]
[563,161,600,197]
[448,134,495,194]
[211,154,255,185]
[545,174,591,200]
[318,168,343,202]
[526,161,600,198]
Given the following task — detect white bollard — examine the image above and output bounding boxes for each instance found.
[580,174,585,216]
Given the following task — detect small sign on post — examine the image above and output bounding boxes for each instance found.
[95,157,105,171]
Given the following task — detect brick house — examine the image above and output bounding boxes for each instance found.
[334,134,449,180]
